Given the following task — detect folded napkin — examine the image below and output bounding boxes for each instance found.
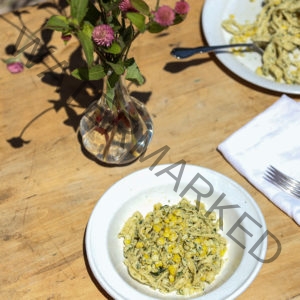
[218,94,300,225]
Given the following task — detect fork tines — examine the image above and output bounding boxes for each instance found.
[264,165,300,198]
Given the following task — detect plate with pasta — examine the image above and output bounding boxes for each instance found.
[202,0,300,94]
[85,164,267,299]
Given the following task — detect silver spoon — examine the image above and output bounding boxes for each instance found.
[170,43,263,59]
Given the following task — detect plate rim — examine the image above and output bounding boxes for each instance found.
[201,0,300,95]
[85,164,267,300]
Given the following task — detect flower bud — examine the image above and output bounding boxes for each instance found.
[7,61,24,74]
[61,33,72,44]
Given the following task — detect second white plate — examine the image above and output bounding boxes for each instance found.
[202,0,300,94]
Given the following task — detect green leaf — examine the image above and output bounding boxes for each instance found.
[122,25,134,45]
[70,0,89,24]
[125,59,144,85]
[45,15,70,32]
[107,61,125,75]
[173,14,185,25]
[71,65,106,81]
[148,21,165,33]
[77,28,94,67]
[103,42,122,54]
[82,21,94,38]
[126,12,146,32]
[130,0,150,15]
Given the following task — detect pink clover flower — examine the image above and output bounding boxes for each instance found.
[174,0,190,15]
[92,24,115,47]
[119,0,137,12]
[154,5,175,27]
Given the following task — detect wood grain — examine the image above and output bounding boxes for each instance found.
[1,1,300,299]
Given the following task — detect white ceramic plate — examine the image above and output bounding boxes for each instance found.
[202,0,300,94]
[85,164,267,300]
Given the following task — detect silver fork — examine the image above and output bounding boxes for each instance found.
[170,42,264,59]
[264,165,300,198]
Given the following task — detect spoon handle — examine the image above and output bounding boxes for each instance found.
[170,43,253,59]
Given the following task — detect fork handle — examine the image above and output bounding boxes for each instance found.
[170,43,253,59]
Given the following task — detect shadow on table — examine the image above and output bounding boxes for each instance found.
[164,57,211,73]
[6,47,102,148]
[4,2,152,150]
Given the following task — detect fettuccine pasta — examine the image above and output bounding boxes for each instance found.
[222,0,300,84]
[118,198,227,296]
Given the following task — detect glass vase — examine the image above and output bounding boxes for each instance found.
[79,75,153,165]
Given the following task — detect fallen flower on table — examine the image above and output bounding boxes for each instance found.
[2,57,24,74]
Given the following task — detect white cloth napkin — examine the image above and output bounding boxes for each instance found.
[218,94,300,225]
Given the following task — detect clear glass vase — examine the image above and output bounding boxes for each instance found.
[79,75,153,165]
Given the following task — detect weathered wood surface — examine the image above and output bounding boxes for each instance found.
[1,1,300,299]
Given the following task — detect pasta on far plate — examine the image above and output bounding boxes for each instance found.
[222,0,300,84]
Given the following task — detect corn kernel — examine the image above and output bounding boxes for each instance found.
[220,248,227,257]
[169,214,177,222]
[200,245,207,257]
[172,254,181,263]
[157,237,166,246]
[200,275,206,281]
[136,241,144,248]
[194,237,203,244]
[163,227,171,238]
[155,261,163,268]
[153,224,162,232]
[169,275,175,283]
[143,253,149,259]
[124,239,131,245]
[168,265,177,276]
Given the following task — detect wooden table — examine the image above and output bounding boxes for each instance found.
[1,1,300,299]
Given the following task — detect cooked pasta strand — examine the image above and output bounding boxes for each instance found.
[118,199,227,296]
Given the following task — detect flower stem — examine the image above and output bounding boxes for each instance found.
[103,124,117,161]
